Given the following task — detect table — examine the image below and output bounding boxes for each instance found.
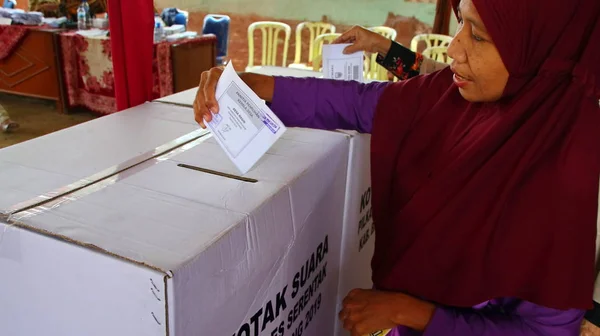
[59,32,216,114]
[246,65,382,83]
[0,25,66,112]
[247,66,323,78]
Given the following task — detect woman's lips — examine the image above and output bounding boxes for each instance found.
[452,72,471,88]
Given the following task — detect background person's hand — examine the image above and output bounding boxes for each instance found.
[193,67,224,128]
[333,26,392,56]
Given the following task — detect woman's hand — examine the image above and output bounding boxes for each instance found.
[581,319,600,336]
[193,67,224,128]
[333,26,393,56]
[339,289,435,336]
[193,67,275,128]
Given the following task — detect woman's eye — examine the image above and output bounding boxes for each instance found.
[472,34,484,42]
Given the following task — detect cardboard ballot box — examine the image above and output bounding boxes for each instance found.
[155,90,377,336]
[155,86,203,107]
[0,102,203,213]
[0,102,353,336]
[335,131,375,336]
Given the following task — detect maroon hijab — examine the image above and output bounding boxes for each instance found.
[370,0,600,309]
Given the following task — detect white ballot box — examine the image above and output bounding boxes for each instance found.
[0,101,352,336]
[155,87,197,107]
[334,131,375,336]
[154,90,376,336]
[0,102,204,213]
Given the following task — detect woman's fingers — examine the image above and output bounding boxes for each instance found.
[338,308,347,321]
[204,67,222,114]
[193,67,224,128]
[194,72,210,128]
[334,26,379,54]
[333,30,357,45]
[334,26,365,54]
[193,98,206,129]
[343,43,365,55]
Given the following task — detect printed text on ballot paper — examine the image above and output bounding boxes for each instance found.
[322,43,364,82]
[207,62,286,174]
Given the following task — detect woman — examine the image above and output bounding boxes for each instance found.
[194,0,600,334]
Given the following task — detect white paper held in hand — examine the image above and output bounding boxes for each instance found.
[322,43,364,82]
[206,62,287,174]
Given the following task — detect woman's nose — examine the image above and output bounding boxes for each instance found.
[447,36,466,64]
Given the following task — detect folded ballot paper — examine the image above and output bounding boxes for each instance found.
[322,43,364,82]
[206,62,287,174]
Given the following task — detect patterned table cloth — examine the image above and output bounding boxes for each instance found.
[0,25,41,61]
[60,32,214,115]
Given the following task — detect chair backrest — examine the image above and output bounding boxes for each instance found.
[422,46,453,64]
[366,54,388,81]
[247,21,292,68]
[410,33,453,52]
[202,14,230,61]
[293,22,336,65]
[311,33,342,71]
[366,27,398,81]
[368,26,397,41]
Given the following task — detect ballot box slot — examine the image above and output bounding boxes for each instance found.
[177,163,258,183]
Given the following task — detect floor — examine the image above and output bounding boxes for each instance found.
[0,93,97,149]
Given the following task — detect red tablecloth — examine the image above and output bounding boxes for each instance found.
[0,25,43,61]
[60,32,211,115]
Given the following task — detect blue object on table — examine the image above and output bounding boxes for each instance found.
[173,13,186,27]
[161,8,187,28]
[2,0,16,9]
[161,8,178,26]
[202,14,230,65]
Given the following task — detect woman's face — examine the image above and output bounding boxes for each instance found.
[447,0,509,102]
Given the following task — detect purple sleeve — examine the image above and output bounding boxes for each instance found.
[269,77,389,133]
[422,301,584,336]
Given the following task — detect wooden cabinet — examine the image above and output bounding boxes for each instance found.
[0,29,66,112]
[171,36,217,93]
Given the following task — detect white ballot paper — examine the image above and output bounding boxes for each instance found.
[322,43,364,82]
[207,62,287,174]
